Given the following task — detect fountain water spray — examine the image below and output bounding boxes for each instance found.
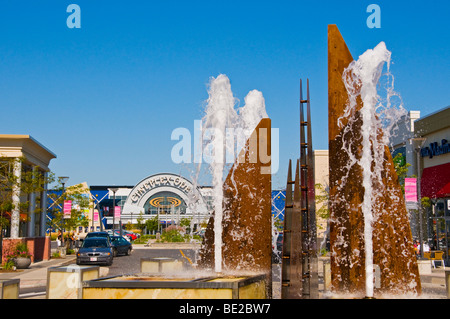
[199,74,268,273]
[340,42,407,297]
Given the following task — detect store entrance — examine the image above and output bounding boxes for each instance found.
[430,199,450,265]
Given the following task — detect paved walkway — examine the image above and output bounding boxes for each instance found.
[0,244,447,299]
[0,255,76,289]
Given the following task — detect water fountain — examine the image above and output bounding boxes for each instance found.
[197,75,273,297]
[72,26,423,300]
[80,75,273,299]
[328,24,421,298]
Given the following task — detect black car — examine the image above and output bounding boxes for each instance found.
[85,231,111,243]
[110,236,133,257]
[76,237,113,266]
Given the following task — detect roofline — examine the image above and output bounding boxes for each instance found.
[0,134,57,158]
[416,105,450,122]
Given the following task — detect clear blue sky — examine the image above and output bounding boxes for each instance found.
[1,0,448,189]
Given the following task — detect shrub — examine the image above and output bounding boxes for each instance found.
[6,242,32,260]
[161,228,184,242]
[15,242,32,258]
[2,259,16,270]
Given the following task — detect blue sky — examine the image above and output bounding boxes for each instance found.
[0,1,449,189]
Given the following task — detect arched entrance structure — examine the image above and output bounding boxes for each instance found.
[122,173,208,226]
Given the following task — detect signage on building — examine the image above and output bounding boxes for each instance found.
[421,139,450,158]
[63,200,72,219]
[129,174,193,204]
[114,206,121,219]
[405,178,417,203]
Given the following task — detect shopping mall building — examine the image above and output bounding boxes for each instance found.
[87,173,214,233]
[391,106,450,262]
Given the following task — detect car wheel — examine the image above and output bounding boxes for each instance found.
[126,248,131,256]
[113,248,118,257]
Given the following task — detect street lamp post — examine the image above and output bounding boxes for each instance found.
[410,137,427,258]
[58,176,69,248]
[108,187,118,232]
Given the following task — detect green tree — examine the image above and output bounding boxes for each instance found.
[136,212,145,231]
[145,215,159,234]
[125,221,134,231]
[46,181,91,236]
[393,153,411,193]
[315,183,330,221]
[273,215,283,232]
[179,217,191,228]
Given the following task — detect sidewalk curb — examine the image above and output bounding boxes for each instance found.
[15,257,77,289]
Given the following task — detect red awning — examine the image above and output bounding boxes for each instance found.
[421,162,450,198]
[436,182,450,197]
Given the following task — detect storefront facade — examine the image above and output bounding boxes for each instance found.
[415,106,450,261]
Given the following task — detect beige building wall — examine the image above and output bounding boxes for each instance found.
[314,150,329,245]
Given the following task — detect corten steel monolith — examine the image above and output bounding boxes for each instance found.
[328,24,421,296]
[199,118,272,296]
[281,79,318,299]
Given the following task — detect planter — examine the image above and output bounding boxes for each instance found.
[82,274,267,299]
[14,257,31,269]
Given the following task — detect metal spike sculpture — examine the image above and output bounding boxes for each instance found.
[281,79,318,299]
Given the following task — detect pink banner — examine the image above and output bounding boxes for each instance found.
[114,206,121,219]
[93,211,99,222]
[63,200,72,218]
[405,178,417,202]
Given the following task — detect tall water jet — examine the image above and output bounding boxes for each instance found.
[343,42,397,298]
[201,74,238,273]
[328,25,421,297]
[198,75,271,279]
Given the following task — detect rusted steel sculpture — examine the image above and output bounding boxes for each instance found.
[328,24,421,296]
[199,118,273,296]
[281,80,318,299]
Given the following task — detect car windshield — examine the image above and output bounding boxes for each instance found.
[87,233,107,237]
[83,239,109,248]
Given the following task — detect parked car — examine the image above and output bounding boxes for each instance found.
[76,237,113,266]
[113,230,138,241]
[110,236,133,257]
[123,230,139,240]
[85,231,111,243]
[105,229,115,237]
